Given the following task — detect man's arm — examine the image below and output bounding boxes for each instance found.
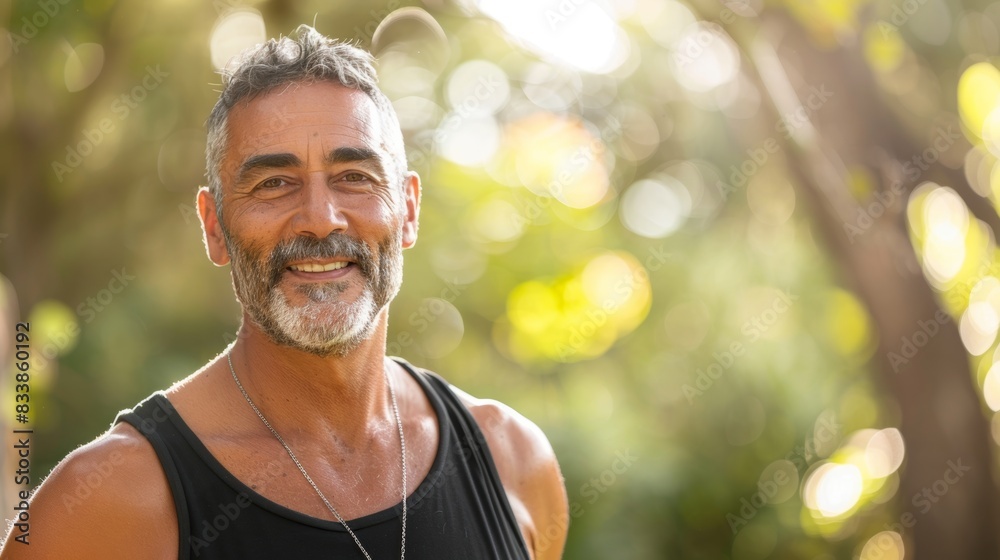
[0,422,177,559]
[455,389,570,560]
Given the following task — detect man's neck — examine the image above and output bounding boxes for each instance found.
[226,311,396,450]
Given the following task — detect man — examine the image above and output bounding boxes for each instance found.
[2,26,568,559]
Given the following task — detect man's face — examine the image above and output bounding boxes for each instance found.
[211,81,419,356]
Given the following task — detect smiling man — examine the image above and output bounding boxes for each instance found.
[2,26,568,559]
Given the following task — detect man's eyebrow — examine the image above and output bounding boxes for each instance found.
[235,153,302,185]
[326,146,387,175]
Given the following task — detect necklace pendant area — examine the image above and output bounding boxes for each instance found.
[226,352,407,560]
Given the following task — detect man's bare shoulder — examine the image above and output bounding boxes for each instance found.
[449,385,554,467]
[448,384,569,560]
[0,421,177,559]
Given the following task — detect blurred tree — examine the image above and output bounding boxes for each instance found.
[695,2,1000,557]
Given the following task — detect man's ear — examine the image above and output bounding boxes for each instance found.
[197,187,230,266]
[401,172,422,249]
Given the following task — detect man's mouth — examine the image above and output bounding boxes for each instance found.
[287,261,351,273]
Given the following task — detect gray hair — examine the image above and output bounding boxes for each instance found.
[205,25,406,213]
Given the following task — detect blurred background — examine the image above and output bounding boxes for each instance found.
[3,0,1000,557]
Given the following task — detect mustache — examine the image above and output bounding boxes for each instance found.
[265,234,374,288]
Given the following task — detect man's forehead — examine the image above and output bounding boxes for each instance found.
[226,82,386,155]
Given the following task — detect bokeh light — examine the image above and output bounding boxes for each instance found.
[503,250,650,363]
[619,177,690,238]
[865,428,906,478]
[670,22,741,93]
[958,62,1000,138]
[859,531,905,560]
[445,60,510,116]
[436,115,501,167]
[803,462,864,518]
[983,361,1000,411]
[497,113,612,209]
[210,9,267,70]
[63,43,104,92]
[477,0,628,74]
[914,185,971,284]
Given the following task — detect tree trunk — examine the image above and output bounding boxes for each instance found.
[730,10,998,558]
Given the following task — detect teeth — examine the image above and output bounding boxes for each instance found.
[289,262,349,273]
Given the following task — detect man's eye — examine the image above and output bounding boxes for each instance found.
[258,177,286,189]
[343,172,368,182]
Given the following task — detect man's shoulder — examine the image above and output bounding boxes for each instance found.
[49,420,168,499]
[0,421,177,558]
[442,381,569,559]
[399,361,549,454]
[448,384,553,461]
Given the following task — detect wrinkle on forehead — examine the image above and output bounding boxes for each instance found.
[225,82,391,170]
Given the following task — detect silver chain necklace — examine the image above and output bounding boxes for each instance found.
[226,352,407,560]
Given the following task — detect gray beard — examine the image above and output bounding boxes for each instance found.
[223,225,404,357]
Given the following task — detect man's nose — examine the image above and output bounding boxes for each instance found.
[291,173,349,238]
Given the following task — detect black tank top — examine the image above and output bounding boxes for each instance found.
[114,359,531,559]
